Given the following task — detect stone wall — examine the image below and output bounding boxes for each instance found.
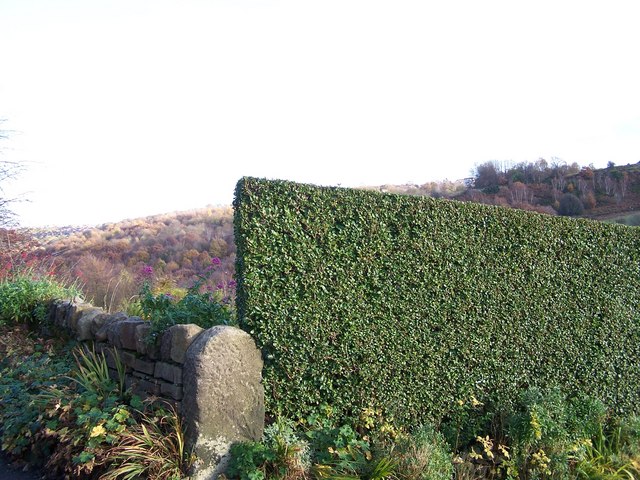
[46,298,265,479]
[48,299,194,407]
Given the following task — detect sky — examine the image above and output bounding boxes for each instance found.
[1,0,640,227]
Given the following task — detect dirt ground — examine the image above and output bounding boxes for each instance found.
[0,454,43,480]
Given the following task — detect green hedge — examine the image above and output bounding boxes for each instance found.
[233,177,640,427]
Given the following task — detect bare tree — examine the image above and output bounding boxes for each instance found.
[551,174,566,200]
[611,170,628,203]
[509,181,532,204]
[576,177,588,195]
[0,165,24,228]
[603,175,616,196]
[532,157,549,183]
[0,123,25,227]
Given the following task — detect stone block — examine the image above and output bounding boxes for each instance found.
[130,383,153,399]
[103,348,117,369]
[154,361,183,384]
[125,375,136,391]
[183,326,264,479]
[160,324,204,364]
[47,301,58,324]
[68,303,98,331]
[120,350,137,370]
[134,322,161,358]
[107,317,145,350]
[76,309,105,341]
[108,367,122,383]
[54,301,72,328]
[160,382,183,401]
[134,358,156,376]
[93,312,127,342]
[135,323,151,353]
[137,378,161,396]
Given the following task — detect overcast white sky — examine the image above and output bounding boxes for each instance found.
[1,0,640,227]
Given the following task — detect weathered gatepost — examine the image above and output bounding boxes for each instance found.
[183,325,265,479]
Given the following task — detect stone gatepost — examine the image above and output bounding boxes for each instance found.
[183,325,265,479]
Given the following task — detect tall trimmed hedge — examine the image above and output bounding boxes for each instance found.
[233,177,640,427]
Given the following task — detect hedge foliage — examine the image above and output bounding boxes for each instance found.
[233,177,640,427]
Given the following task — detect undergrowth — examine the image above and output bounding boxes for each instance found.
[225,393,640,480]
[0,326,193,479]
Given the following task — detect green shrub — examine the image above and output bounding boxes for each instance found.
[440,394,495,453]
[71,344,126,405]
[619,415,640,460]
[139,279,235,344]
[558,193,584,216]
[234,177,640,428]
[227,419,310,480]
[0,273,79,327]
[506,388,606,478]
[0,339,133,476]
[440,389,626,479]
[227,441,275,480]
[227,408,399,480]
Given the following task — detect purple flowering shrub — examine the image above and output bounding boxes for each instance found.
[138,258,236,343]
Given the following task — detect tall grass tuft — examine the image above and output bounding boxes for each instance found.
[99,405,194,480]
[71,344,126,400]
[574,423,639,480]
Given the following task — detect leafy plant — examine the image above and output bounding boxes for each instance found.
[227,407,402,480]
[304,406,398,480]
[0,272,79,327]
[227,418,310,480]
[36,344,136,477]
[506,388,606,478]
[0,325,193,479]
[263,419,311,479]
[139,258,236,344]
[618,416,640,469]
[441,394,494,453]
[313,452,396,480]
[0,329,74,462]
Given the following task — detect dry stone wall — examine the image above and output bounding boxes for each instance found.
[47,299,196,407]
[46,298,265,479]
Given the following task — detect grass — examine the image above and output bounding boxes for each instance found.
[604,211,640,226]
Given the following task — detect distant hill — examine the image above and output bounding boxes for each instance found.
[11,206,236,311]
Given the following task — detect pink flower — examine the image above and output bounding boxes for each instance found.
[211,257,222,265]
[141,265,154,277]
